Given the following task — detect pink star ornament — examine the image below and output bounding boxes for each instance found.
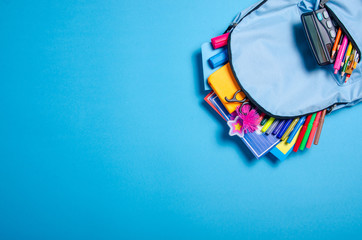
[227,116,244,138]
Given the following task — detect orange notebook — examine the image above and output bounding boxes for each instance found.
[208,63,245,114]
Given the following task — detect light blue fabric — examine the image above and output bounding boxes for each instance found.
[229,0,362,117]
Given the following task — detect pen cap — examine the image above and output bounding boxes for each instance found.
[211,32,230,49]
[208,48,229,69]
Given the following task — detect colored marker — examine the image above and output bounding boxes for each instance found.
[281,117,299,141]
[299,113,317,151]
[277,119,292,139]
[293,115,312,152]
[272,120,285,135]
[334,36,348,74]
[287,116,306,143]
[314,110,326,145]
[266,119,279,135]
[208,48,228,69]
[345,53,358,83]
[342,42,352,77]
[256,112,265,125]
[261,117,275,133]
[331,28,342,59]
[260,116,269,126]
[306,111,321,148]
[341,51,346,68]
[344,51,355,81]
[211,32,230,49]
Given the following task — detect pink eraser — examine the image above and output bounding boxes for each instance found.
[211,32,230,49]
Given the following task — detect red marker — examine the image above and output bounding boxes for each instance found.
[256,112,265,125]
[306,111,321,148]
[293,115,312,152]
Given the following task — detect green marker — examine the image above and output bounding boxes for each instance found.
[260,116,269,126]
[299,113,316,151]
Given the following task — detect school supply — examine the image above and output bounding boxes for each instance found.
[270,127,302,161]
[273,120,285,136]
[299,113,317,151]
[261,117,275,133]
[228,116,244,137]
[345,52,359,82]
[241,129,280,159]
[306,111,322,148]
[208,48,228,69]
[260,116,268,126]
[341,43,353,76]
[234,104,260,134]
[293,115,312,152]
[200,0,361,161]
[256,113,265,125]
[204,91,232,121]
[331,28,342,58]
[314,109,326,145]
[301,7,337,65]
[287,116,306,144]
[277,119,292,139]
[208,63,246,114]
[281,118,299,141]
[334,36,348,74]
[211,33,230,49]
[266,119,279,135]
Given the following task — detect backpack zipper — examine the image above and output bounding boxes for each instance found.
[223,0,268,34]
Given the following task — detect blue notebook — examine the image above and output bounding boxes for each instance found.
[204,91,279,159]
[209,92,231,121]
[241,127,280,159]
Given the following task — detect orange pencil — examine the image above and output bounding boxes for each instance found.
[331,28,342,59]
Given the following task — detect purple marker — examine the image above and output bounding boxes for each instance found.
[334,35,348,74]
[277,119,292,139]
[272,120,285,135]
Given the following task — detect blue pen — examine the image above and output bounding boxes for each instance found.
[277,119,292,139]
[265,119,279,135]
[272,120,285,135]
[287,116,306,143]
[341,47,347,67]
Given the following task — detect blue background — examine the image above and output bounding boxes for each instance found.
[1,0,361,239]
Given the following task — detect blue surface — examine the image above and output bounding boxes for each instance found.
[0,0,362,239]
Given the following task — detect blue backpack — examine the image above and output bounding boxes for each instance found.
[228,0,361,118]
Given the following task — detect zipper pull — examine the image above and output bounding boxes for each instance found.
[326,104,337,114]
[319,0,330,8]
[224,12,242,34]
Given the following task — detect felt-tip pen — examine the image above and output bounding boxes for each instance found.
[287,116,306,144]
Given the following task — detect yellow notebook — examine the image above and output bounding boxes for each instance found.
[276,128,302,154]
[208,63,245,114]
